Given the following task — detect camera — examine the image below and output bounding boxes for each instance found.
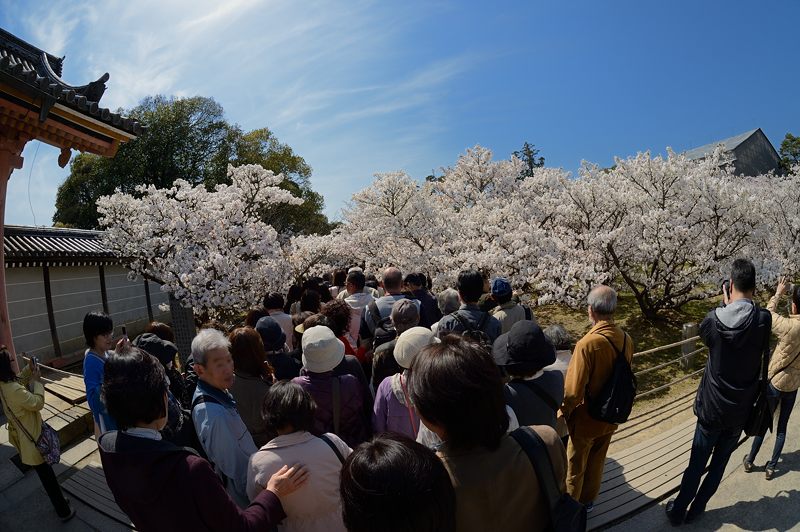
[721,280,730,298]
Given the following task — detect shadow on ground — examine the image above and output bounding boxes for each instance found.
[689,450,800,531]
[693,488,800,531]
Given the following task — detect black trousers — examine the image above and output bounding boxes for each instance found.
[33,463,71,517]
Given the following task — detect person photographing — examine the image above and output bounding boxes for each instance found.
[743,276,800,480]
[667,259,770,525]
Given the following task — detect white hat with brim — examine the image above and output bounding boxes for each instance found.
[394,326,439,369]
[302,326,345,373]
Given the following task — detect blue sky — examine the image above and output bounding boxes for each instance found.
[2,0,798,226]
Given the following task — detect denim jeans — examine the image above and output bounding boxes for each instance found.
[747,383,797,469]
[672,421,741,515]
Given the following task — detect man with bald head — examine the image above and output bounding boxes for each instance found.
[562,285,634,512]
[360,267,418,352]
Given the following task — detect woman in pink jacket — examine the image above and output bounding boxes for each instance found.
[247,381,351,532]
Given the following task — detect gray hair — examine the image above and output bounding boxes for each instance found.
[191,328,231,366]
[588,285,617,317]
[543,324,573,351]
[437,288,460,315]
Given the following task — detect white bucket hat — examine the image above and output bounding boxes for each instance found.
[302,326,345,373]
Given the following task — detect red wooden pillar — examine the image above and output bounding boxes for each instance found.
[0,126,30,373]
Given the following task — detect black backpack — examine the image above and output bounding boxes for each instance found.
[587,333,636,424]
[369,300,398,348]
[452,311,493,351]
[165,394,220,463]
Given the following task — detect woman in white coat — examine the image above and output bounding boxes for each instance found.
[247,381,351,532]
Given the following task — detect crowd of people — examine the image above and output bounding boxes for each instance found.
[1,258,799,530]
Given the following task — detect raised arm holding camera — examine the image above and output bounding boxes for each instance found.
[744,276,800,479]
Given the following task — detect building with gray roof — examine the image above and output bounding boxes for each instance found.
[683,128,781,176]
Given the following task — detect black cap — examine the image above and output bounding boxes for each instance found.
[133,333,179,368]
[255,316,287,351]
[492,320,556,374]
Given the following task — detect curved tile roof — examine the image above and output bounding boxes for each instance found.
[0,27,144,136]
[3,225,118,267]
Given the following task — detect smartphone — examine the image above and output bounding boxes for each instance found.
[121,325,128,341]
[722,280,730,299]
[30,355,39,370]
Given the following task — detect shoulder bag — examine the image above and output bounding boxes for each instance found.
[744,309,775,437]
[510,426,586,531]
[0,385,60,465]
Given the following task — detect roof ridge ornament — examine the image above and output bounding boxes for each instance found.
[39,52,109,103]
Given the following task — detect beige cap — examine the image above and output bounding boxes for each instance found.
[394,326,439,369]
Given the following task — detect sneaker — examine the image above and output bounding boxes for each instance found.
[766,466,776,480]
[742,455,754,472]
[665,499,684,526]
[585,502,594,513]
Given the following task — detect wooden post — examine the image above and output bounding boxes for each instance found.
[681,322,699,370]
[42,265,62,359]
[144,279,153,322]
[99,265,109,314]
[0,127,30,373]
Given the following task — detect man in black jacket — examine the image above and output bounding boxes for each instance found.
[666,259,770,526]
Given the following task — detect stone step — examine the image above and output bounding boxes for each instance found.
[42,391,93,449]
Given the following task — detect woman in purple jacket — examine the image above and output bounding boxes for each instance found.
[372,327,438,438]
[98,346,308,532]
[293,326,370,447]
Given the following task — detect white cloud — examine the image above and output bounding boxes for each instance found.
[22,9,80,56]
[7,0,481,223]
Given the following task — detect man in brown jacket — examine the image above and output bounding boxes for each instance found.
[562,285,633,510]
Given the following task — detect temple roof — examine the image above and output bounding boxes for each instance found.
[0,27,144,136]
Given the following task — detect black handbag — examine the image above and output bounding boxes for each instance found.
[744,314,775,438]
[510,426,587,532]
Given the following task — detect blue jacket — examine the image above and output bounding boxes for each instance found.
[83,350,117,433]
[192,379,257,508]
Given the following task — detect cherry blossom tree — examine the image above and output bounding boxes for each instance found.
[340,145,770,318]
[339,171,452,281]
[97,164,302,318]
[97,145,782,322]
[280,233,349,286]
[431,146,603,304]
[562,148,764,318]
[340,147,607,304]
[751,165,800,283]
